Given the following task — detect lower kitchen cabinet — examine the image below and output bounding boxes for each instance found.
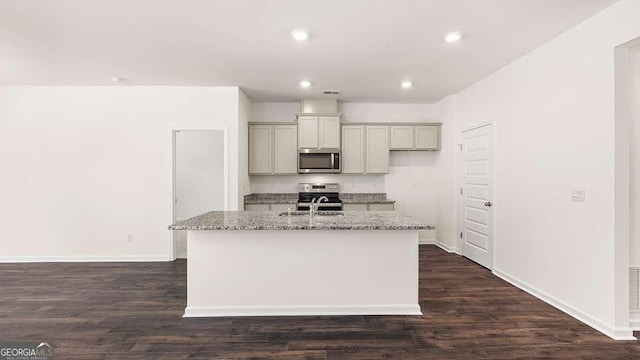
[343,203,394,211]
[244,203,295,212]
[269,203,295,212]
[343,203,369,211]
[369,203,395,211]
[245,204,270,211]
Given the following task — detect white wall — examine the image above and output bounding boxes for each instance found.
[631,45,640,267]
[249,102,447,240]
[237,89,252,208]
[451,0,640,339]
[0,86,241,260]
[432,96,458,250]
[250,103,299,123]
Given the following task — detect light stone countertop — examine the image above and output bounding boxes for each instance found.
[169,211,433,231]
[243,193,395,204]
[243,193,298,204]
[340,193,395,204]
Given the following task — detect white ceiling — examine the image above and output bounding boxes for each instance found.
[0,0,618,103]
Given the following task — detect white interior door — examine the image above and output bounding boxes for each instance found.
[460,124,493,269]
[174,129,226,259]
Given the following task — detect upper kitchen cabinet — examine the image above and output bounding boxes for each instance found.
[249,124,297,175]
[249,125,272,175]
[389,124,441,151]
[342,125,389,174]
[366,126,389,173]
[273,125,298,174]
[414,125,439,150]
[389,126,413,150]
[319,116,341,149]
[296,114,341,150]
[341,125,365,174]
[297,116,318,148]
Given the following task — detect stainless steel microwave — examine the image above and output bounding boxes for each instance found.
[298,149,341,174]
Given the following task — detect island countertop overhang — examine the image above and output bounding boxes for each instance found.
[169,211,434,231]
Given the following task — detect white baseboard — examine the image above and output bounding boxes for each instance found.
[419,239,460,254]
[631,313,640,330]
[184,304,423,317]
[0,255,171,263]
[493,268,636,341]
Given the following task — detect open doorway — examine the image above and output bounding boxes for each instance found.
[615,37,640,332]
[172,129,228,259]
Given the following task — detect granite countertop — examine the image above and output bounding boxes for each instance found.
[169,211,433,231]
[243,193,395,204]
[243,193,297,204]
[340,193,395,204]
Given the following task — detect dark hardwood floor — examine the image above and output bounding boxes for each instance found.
[0,245,638,359]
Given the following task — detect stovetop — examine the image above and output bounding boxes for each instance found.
[297,183,343,210]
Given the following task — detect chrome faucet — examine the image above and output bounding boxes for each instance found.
[309,196,329,220]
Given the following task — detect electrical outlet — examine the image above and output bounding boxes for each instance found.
[571,187,586,202]
[126,234,133,243]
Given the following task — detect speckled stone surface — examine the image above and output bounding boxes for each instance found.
[243,193,395,204]
[243,193,297,204]
[169,211,433,231]
[340,193,395,204]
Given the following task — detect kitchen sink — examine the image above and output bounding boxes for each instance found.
[278,211,344,217]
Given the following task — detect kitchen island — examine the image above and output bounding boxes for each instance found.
[169,211,433,317]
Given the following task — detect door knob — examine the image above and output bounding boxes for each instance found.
[484,201,492,207]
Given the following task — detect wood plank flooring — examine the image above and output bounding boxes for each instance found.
[1,245,638,359]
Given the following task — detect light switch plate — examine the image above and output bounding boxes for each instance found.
[571,187,586,202]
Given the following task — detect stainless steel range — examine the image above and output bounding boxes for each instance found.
[297,183,343,211]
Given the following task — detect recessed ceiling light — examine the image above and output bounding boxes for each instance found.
[443,31,463,43]
[291,29,310,41]
[299,80,312,88]
[111,76,125,83]
[401,81,413,89]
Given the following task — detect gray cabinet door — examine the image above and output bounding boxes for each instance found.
[415,126,439,150]
[297,116,318,149]
[269,203,295,212]
[366,126,389,174]
[341,125,365,174]
[389,126,413,150]
[369,203,395,211]
[319,116,341,149]
[273,125,298,174]
[245,204,270,211]
[249,125,273,174]
[343,203,369,211]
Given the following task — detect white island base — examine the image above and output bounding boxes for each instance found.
[184,230,421,317]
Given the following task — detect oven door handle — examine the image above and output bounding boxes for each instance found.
[298,202,341,207]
